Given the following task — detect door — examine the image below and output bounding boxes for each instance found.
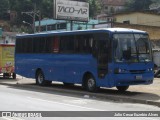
[93,33,109,78]
[97,40,108,78]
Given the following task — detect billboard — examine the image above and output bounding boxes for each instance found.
[53,0,89,22]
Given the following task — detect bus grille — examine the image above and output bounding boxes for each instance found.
[129,70,145,74]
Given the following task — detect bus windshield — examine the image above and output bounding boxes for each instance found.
[114,33,152,63]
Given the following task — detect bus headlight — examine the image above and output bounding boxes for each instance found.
[114,68,127,74]
[147,68,153,72]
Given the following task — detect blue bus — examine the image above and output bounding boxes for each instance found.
[15,28,154,92]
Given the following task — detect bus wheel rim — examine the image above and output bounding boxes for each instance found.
[38,73,43,84]
[88,78,95,89]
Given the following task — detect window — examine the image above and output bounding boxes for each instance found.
[16,37,33,53]
[60,35,75,53]
[59,23,67,29]
[53,37,59,53]
[105,6,108,10]
[114,33,152,62]
[47,25,56,31]
[16,36,54,53]
[93,33,110,62]
[59,34,94,54]
[16,32,110,55]
[41,26,47,31]
[74,34,93,53]
[123,20,130,24]
[45,37,54,53]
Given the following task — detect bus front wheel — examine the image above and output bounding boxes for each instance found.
[85,75,98,92]
[116,86,129,92]
[36,70,51,86]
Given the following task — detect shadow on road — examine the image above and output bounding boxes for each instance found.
[0,78,160,104]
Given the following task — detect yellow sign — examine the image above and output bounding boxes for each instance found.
[0,45,15,73]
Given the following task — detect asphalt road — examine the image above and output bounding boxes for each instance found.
[0,84,160,120]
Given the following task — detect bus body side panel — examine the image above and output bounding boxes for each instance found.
[94,63,114,88]
[15,54,100,85]
[15,54,38,78]
[15,54,66,81]
[56,54,97,84]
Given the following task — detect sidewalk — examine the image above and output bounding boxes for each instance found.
[0,76,160,107]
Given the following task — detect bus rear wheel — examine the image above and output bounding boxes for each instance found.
[85,75,97,92]
[116,86,129,92]
[36,70,51,86]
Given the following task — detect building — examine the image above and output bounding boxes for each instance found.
[114,11,160,27]
[97,0,126,21]
[112,11,160,42]
[1,32,16,44]
[100,0,126,14]
[149,3,160,13]
[9,11,17,22]
[35,19,105,32]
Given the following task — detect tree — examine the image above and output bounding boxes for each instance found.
[40,0,53,18]
[89,0,101,18]
[0,0,9,19]
[125,0,153,11]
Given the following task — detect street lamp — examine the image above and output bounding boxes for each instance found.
[21,3,41,33]
[23,21,34,33]
[23,21,32,26]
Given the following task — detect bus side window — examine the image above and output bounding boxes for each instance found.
[75,34,93,54]
[60,35,75,53]
[53,36,59,53]
[93,33,109,55]
[74,35,81,53]
[84,35,93,53]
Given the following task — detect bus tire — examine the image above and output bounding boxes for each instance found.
[116,86,129,92]
[36,70,51,86]
[85,75,97,92]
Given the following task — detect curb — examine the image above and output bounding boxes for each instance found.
[0,82,160,108]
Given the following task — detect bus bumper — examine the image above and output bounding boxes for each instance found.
[114,73,154,86]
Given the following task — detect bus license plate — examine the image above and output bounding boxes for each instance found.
[136,75,142,80]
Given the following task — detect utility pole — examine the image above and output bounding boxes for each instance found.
[70,21,73,31]
[22,3,41,33]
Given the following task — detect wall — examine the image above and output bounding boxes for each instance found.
[114,12,160,27]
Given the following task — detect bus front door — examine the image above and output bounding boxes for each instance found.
[97,40,108,78]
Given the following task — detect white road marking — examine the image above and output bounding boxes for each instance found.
[27,97,104,111]
[2,117,24,120]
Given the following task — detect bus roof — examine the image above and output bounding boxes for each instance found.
[104,28,146,33]
[16,28,147,38]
